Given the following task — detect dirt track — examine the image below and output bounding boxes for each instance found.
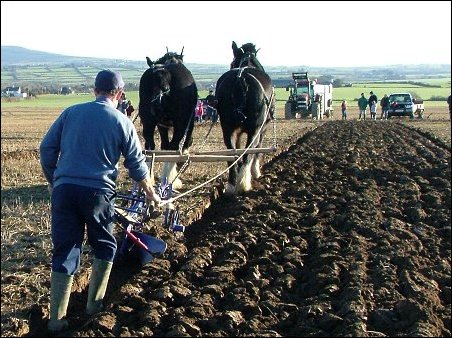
[22,120,450,337]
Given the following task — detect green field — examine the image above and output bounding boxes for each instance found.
[2,87,450,112]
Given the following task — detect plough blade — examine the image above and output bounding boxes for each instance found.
[119,230,167,265]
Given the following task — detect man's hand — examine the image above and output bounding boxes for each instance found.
[145,189,161,205]
[137,175,161,204]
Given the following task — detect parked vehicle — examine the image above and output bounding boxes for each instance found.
[388,92,424,119]
[284,72,333,119]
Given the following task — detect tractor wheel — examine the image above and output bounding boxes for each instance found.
[285,102,294,119]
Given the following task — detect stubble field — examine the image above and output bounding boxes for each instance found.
[1,105,450,337]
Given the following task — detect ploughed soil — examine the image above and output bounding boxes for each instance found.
[23,120,451,337]
[22,120,451,337]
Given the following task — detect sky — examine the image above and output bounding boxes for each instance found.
[1,1,451,67]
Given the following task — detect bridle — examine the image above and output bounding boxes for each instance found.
[148,65,171,105]
[231,50,256,69]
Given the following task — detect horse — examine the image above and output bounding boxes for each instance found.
[138,48,198,189]
[215,41,275,195]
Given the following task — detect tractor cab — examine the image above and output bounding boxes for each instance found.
[286,72,314,115]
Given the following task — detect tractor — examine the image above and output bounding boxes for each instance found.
[284,72,333,119]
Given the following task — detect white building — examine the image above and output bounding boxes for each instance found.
[1,86,27,98]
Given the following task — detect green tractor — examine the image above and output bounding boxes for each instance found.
[284,72,333,119]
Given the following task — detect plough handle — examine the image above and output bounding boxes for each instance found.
[116,194,146,203]
[124,229,149,252]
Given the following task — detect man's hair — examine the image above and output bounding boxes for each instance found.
[95,70,125,95]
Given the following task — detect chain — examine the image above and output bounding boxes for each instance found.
[170,157,191,185]
[198,118,216,151]
[271,87,277,149]
[272,116,277,148]
[178,112,194,154]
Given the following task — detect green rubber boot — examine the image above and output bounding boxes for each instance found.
[86,258,113,315]
[48,271,74,332]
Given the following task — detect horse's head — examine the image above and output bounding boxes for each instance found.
[230,41,265,72]
[145,65,171,113]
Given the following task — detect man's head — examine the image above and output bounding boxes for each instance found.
[370,91,373,95]
[209,90,213,94]
[95,70,125,94]
[361,93,364,96]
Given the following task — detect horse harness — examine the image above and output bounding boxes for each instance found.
[226,66,275,123]
[149,65,171,105]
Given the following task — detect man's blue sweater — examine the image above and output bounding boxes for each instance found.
[40,96,148,192]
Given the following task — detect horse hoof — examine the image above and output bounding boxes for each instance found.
[172,178,183,190]
[224,183,235,195]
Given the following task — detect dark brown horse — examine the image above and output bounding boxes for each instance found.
[215,41,275,194]
[138,48,197,189]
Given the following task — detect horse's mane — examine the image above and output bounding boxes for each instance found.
[231,41,265,72]
[146,49,184,68]
[240,43,258,55]
[155,52,184,65]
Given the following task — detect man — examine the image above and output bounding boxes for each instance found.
[368,91,378,116]
[380,94,390,120]
[205,89,218,122]
[40,69,161,332]
[358,93,368,120]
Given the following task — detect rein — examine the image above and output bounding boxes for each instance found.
[148,65,171,105]
[150,88,170,104]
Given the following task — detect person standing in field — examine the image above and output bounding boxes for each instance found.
[358,93,368,120]
[341,100,348,120]
[380,94,390,120]
[205,89,218,122]
[125,100,134,119]
[368,91,378,116]
[195,98,204,123]
[370,100,377,120]
[40,69,161,332]
[117,92,127,114]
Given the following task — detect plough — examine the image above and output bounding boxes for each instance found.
[114,145,277,265]
[114,178,184,265]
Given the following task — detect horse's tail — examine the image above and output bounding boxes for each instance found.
[231,74,249,123]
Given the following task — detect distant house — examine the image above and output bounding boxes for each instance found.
[60,86,73,95]
[1,86,27,98]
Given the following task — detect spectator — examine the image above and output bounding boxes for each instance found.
[125,100,135,119]
[205,89,218,122]
[341,100,348,120]
[358,93,368,120]
[117,92,126,114]
[380,94,390,120]
[39,70,161,332]
[370,100,377,120]
[368,91,378,109]
[195,99,204,123]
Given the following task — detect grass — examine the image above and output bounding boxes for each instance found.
[2,84,450,111]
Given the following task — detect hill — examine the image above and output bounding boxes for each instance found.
[1,46,128,67]
[1,46,451,92]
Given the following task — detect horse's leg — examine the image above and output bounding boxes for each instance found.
[142,120,157,150]
[158,125,170,150]
[160,126,183,190]
[251,129,266,179]
[138,119,157,187]
[236,132,253,194]
[223,128,238,195]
